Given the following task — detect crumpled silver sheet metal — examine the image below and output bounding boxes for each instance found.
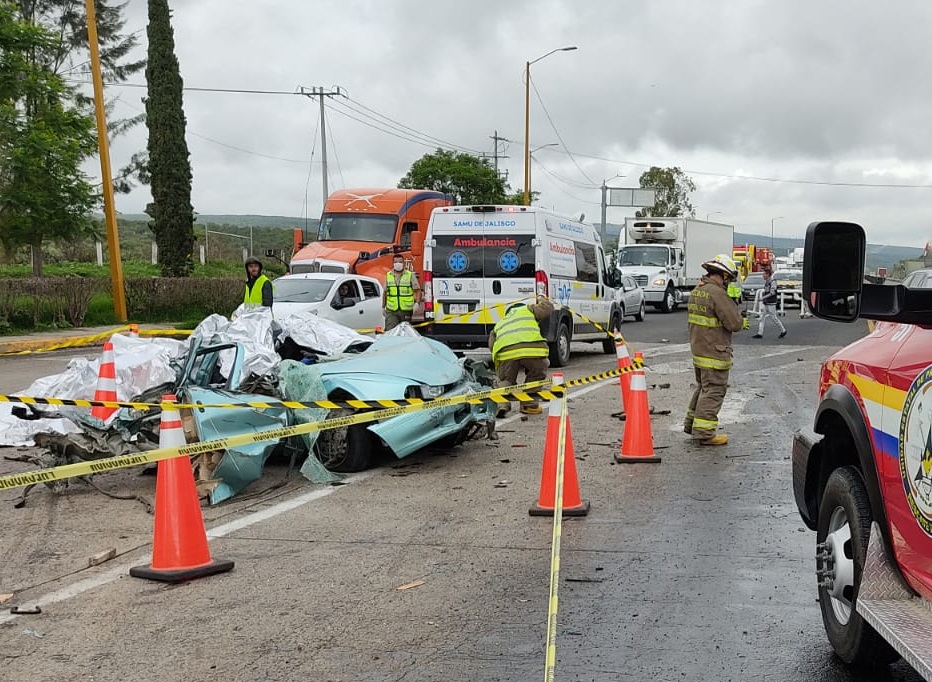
[191,307,279,384]
[383,322,422,338]
[276,314,373,358]
[0,334,187,446]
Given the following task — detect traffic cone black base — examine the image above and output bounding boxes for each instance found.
[129,559,235,584]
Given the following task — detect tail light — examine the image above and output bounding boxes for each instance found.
[422,271,434,314]
[535,270,548,299]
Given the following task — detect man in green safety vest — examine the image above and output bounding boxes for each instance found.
[488,297,554,417]
[243,257,273,308]
[382,254,420,331]
[684,254,744,446]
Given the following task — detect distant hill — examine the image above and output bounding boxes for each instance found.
[113,214,923,272]
[602,223,921,273]
[119,213,317,230]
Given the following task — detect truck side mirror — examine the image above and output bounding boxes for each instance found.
[803,221,865,322]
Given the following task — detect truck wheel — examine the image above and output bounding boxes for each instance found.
[816,467,899,666]
[634,300,646,322]
[602,311,621,354]
[549,320,571,367]
[316,408,377,472]
[659,287,676,313]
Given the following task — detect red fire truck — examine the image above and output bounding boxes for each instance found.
[794,221,932,678]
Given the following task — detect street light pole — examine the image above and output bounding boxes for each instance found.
[524,46,577,206]
[770,216,785,252]
[706,211,723,221]
[528,143,557,201]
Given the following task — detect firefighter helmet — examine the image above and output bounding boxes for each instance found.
[701,254,739,280]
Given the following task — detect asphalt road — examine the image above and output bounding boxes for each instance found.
[0,313,921,682]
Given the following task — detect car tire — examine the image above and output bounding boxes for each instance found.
[659,287,676,313]
[316,408,377,472]
[602,311,621,354]
[634,300,646,322]
[549,320,571,367]
[816,467,899,666]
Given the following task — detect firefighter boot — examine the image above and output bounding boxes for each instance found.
[699,434,729,446]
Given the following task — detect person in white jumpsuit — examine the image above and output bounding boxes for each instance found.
[752,267,786,339]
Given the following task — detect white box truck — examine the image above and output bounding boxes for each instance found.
[616,217,734,313]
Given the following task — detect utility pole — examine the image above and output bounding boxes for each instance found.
[600,181,608,246]
[300,86,345,206]
[489,130,510,177]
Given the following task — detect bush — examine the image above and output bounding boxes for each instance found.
[124,277,242,321]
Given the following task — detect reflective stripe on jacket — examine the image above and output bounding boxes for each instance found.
[244,274,271,305]
[385,270,415,312]
[491,305,548,363]
[687,277,744,371]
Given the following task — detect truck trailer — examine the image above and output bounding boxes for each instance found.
[616,217,734,312]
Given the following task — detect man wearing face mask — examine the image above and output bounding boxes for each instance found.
[383,253,420,330]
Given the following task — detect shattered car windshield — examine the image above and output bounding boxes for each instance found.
[618,246,668,267]
[273,278,334,302]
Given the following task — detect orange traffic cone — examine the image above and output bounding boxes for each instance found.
[128,323,139,338]
[530,373,590,517]
[90,342,118,422]
[615,366,661,464]
[614,331,633,412]
[130,395,234,583]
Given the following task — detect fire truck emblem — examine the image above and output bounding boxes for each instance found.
[899,363,932,536]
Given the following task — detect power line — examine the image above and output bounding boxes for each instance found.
[325,105,346,190]
[547,148,932,189]
[530,76,598,187]
[80,78,932,190]
[115,99,309,164]
[532,159,601,206]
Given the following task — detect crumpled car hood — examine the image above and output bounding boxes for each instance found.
[314,335,464,389]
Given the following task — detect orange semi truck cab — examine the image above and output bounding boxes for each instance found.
[289,188,453,283]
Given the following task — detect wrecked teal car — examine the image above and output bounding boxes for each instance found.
[180,333,496,503]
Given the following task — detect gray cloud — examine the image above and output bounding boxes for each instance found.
[85,0,932,248]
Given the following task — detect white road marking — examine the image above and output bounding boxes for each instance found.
[0,474,372,624]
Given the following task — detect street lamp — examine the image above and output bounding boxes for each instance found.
[706,211,723,221]
[528,143,558,202]
[524,45,577,205]
[770,216,785,252]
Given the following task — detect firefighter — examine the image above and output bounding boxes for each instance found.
[489,297,554,417]
[382,254,420,330]
[684,254,744,445]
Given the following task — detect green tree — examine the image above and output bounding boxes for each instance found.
[0,1,99,275]
[145,0,194,277]
[635,166,696,217]
[14,0,148,193]
[398,149,511,204]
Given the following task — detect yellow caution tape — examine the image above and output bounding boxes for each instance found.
[0,379,552,492]
[0,362,647,492]
[0,326,193,357]
[0,363,642,413]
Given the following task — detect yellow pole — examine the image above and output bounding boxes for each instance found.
[85,0,127,322]
[523,61,531,206]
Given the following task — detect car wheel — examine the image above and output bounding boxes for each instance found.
[316,408,377,472]
[549,320,571,367]
[634,300,646,322]
[816,467,899,666]
[659,287,676,313]
[602,311,621,354]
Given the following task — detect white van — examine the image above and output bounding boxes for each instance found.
[420,205,623,366]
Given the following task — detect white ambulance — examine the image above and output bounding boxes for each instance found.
[420,205,623,366]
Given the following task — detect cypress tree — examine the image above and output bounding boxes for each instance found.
[145,0,194,276]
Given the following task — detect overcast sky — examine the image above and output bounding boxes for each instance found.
[89,0,932,248]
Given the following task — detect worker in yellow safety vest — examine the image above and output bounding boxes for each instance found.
[243,257,273,308]
[382,254,420,330]
[684,254,745,446]
[488,297,554,417]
